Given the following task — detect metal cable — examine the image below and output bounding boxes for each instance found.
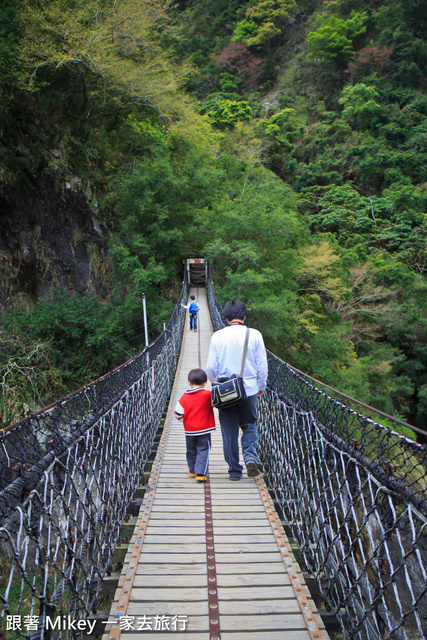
[0,276,188,639]
[1,267,426,640]
[206,266,427,640]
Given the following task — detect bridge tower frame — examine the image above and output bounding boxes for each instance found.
[185,256,207,287]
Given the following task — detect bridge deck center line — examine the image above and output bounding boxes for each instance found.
[104,286,328,640]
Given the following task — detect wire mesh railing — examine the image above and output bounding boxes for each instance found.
[0,276,188,639]
[206,269,427,640]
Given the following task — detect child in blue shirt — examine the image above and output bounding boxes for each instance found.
[182,294,200,332]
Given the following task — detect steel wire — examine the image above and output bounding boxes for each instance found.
[0,277,188,639]
[207,267,427,640]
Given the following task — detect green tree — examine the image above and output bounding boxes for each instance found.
[0,291,115,418]
[258,108,305,151]
[106,127,224,324]
[0,331,60,427]
[17,0,188,114]
[313,184,375,239]
[338,83,384,129]
[0,1,21,80]
[307,11,368,66]
[198,165,308,350]
[233,0,296,48]
[200,94,252,129]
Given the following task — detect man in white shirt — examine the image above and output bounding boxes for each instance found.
[205,300,268,480]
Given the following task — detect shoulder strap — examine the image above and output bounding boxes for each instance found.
[240,327,250,377]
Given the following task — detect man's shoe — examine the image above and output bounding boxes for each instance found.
[196,475,207,482]
[188,471,196,478]
[246,461,260,477]
[229,475,242,481]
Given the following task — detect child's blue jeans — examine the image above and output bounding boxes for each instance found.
[186,433,211,476]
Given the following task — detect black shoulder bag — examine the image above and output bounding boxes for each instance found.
[211,327,250,410]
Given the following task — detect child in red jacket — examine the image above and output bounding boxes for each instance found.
[175,368,215,482]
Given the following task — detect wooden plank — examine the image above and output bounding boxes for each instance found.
[130,587,208,601]
[211,501,265,507]
[218,599,301,615]
[144,526,206,535]
[123,633,209,640]
[203,505,267,512]
[149,505,206,512]
[212,534,275,543]
[125,602,208,617]
[135,563,207,575]
[146,511,267,520]
[220,613,308,631]
[220,631,311,640]
[155,479,255,486]
[206,512,268,520]
[133,574,207,588]
[216,573,290,587]
[152,490,206,496]
[215,562,286,575]
[217,585,297,601]
[137,553,206,563]
[143,520,204,527]
[142,535,206,545]
[213,552,283,563]
[213,525,273,533]
[146,511,204,519]
[153,498,205,504]
[153,465,207,469]
[214,542,279,552]
[139,543,206,554]
[132,569,293,587]
[142,533,275,545]
[210,491,263,498]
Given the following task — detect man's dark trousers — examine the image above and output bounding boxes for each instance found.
[218,394,258,479]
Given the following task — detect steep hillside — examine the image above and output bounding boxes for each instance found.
[169,0,427,431]
[0,0,426,431]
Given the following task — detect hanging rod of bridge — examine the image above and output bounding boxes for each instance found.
[206,265,427,640]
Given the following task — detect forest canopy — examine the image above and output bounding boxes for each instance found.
[0,0,426,433]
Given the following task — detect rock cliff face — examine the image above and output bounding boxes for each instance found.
[0,171,110,313]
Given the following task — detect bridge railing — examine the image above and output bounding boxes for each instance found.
[207,270,427,640]
[0,276,188,638]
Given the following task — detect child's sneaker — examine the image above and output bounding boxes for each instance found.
[188,471,196,478]
[196,475,207,482]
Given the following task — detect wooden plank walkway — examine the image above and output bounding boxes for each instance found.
[103,288,329,640]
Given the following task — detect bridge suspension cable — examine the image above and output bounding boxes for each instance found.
[0,274,188,637]
[206,266,427,640]
[0,266,426,640]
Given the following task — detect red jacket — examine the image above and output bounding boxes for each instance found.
[175,388,215,435]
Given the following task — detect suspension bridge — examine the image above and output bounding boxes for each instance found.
[0,264,426,640]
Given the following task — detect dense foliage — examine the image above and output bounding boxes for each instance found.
[0,0,426,432]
